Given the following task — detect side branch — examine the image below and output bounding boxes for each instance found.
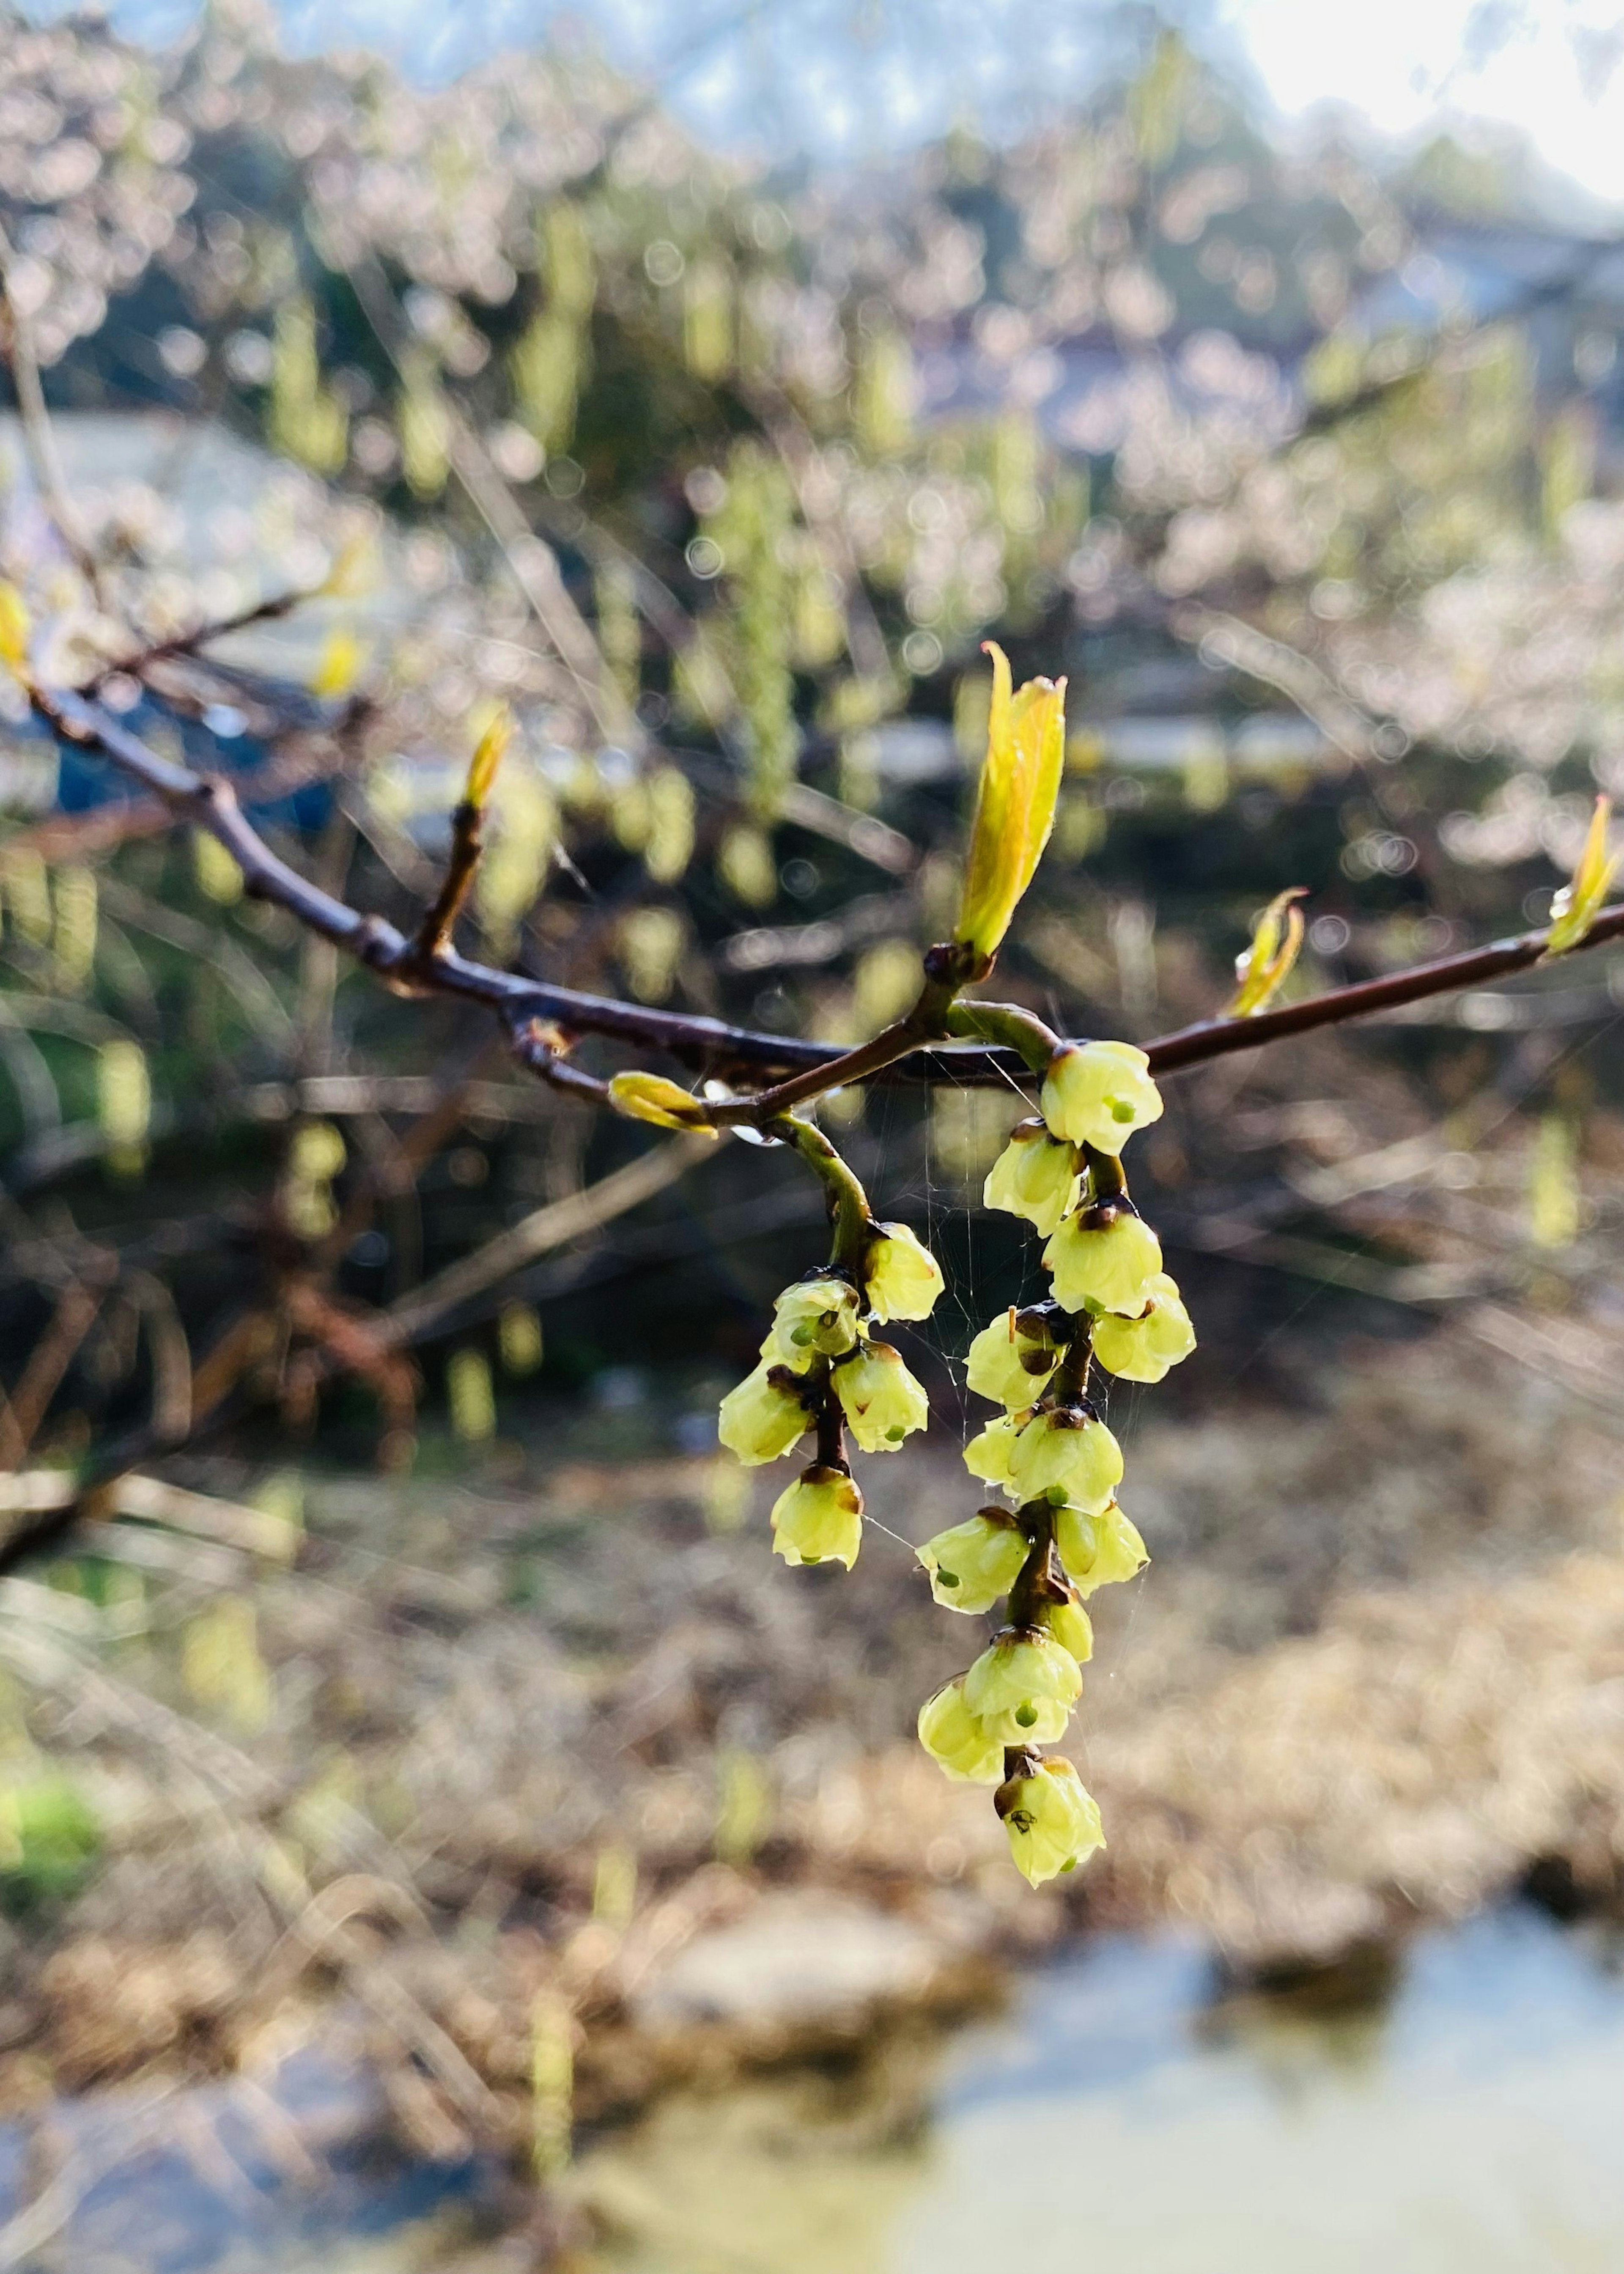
[28,684,1624,1101]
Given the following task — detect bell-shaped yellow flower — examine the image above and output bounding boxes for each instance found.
[984,1119,1079,1234]
[998,1757,1105,1887]
[1006,1407,1124,1514]
[1043,1207,1163,1316]
[964,1307,1059,1411]
[963,1627,1083,1743]
[917,1507,1029,1613]
[954,643,1067,961]
[864,1221,944,1322]
[771,1464,864,1568]
[718,1362,812,1465]
[1090,1273,1196,1383]
[1054,1500,1149,1596]
[917,1678,1005,1784]
[1039,1040,1163,1153]
[1039,1594,1095,1664]
[962,1412,1024,1491]
[833,1340,930,1452]
[767,1276,861,1370]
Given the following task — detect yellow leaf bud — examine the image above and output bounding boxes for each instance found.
[1546,794,1620,957]
[0,584,30,678]
[1228,887,1307,1016]
[770,1464,864,1568]
[1006,1407,1124,1515]
[1039,1040,1163,1154]
[718,1362,813,1465]
[832,1339,930,1453]
[863,1220,944,1322]
[309,626,368,700]
[1042,1206,1162,1316]
[954,643,1067,961]
[917,1678,1005,1785]
[607,1071,717,1134]
[1054,1500,1149,1596]
[983,1118,1079,1234]
[965,1307,1059,1411]
[464,703,514,811]
[962,1412,1024,1490]
[767,1275,861,1370]
[1089,1273,1196,1383]
[917,1507,1028,1613]
[963,1627,1083,1744]
[997,1757,1105,1887]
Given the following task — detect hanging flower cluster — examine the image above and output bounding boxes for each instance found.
[717,1158,944,1571]
[914,1036,1193,1885]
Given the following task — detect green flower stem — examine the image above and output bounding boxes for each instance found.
[773,1113,872,1271]
[944,998,1060,1073]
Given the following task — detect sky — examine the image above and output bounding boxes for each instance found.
[25,0,1624,210]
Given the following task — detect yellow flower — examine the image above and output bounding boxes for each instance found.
[771,1465,864,1568]
[917,1508,1028,1613]
[1054,1500,1149,1596]
[917,1678,1005,1784]
[1042,1207,1163,1316]
[1547,794,1620,957]
[1039,1595,1095,1663]
[998,1757,1105,1887]
[833,1340,930,1452]
[1089,1273,1196,1383]
[718,1363,812,1465]
[0,584,30,678]
[965,1308,1061,1411]
[1040,1040,1163,1153]
[607,1071,718,1134]
[983,1119,1079,1235]
[767,1276,861,1370]
[1006,1408,1124,1514]
[954,643,1067,961]
[963,1412,1024,1490]
[963,1628,1083,1743]
[864,1221,944,1321]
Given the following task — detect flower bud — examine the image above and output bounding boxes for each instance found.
[997,1757,1105,1887]
[1038,1594,1095,1663]
[962,1412,1023,1490]
[917,1508,1028,1614]
[768,1275,861,1370]
[1040,1040,1163,1154]
[983,1120,1078,1236]
[1054,1500,1148,1596]
[771,1464,864,1568]
[864,1222,944,1322]
[954,643,1067,961]
[964,1307,1060,1410]
[1042,1206,1162,1317]
[963,1627,1083,1744]
[1007,1408,1123,1515]
[917,1678,1005,1785]
[833,1340,930,1453]
[608,1071,717,1134]
[1090,1272,1196,1383]
[718,1362,812,1466]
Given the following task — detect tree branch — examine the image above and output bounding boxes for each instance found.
[26,682,1624,1107]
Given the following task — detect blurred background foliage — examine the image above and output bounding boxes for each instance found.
[0,0,1618,1469]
